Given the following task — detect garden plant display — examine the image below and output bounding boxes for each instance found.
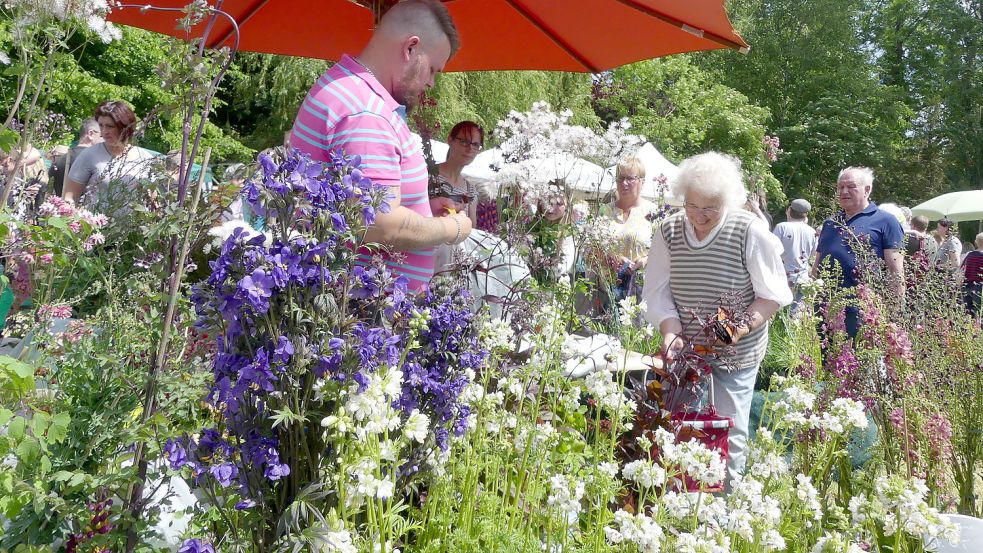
[0,3,979,552]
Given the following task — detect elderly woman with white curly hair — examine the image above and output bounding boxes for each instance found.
[641,151,791,489]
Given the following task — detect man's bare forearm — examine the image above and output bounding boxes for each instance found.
[363,206,449,250]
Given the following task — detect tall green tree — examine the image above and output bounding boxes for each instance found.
[699,0,913,209]
[592,56,782,202]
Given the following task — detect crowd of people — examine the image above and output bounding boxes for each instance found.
[2,0,980,496]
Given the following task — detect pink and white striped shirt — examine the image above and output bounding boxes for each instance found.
[291,55,434,291]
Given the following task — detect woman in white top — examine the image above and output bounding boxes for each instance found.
[641,152,792,490]
[64,100,153,214]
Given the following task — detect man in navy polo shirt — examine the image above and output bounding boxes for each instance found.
[814,166,905,338]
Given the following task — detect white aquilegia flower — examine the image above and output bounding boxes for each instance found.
[547,474,585,526]
[816,397,868,435]
[622,459,666,489]
[597,461,620,478]
[404,409,430,443]
[795,474,823,525]
[322,526,358,553]
[605,509,664,553]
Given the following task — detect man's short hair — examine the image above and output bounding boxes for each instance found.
[78,117,99,139]
[838,166,874,189]
[379,0,460,55]
[911,215,929,232]
[788,198,811,219]
[976,232,983,249]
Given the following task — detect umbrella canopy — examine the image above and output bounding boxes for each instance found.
[598,142,680,202]
[911,190,983,223]
[110,0,748,72]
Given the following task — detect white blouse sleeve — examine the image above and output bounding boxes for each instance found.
[745,218,793,307]
[641,226,680,326]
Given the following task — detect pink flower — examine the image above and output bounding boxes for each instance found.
[38,304,72,320]
[68,220,82,233]
[82,232,105,251]
[85,213,108,228]
[39,253,54,264]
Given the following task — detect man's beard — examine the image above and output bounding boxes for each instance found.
[393,59,425,111]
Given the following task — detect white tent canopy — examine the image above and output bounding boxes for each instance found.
[457,148,606,200]
[599,142,680,202]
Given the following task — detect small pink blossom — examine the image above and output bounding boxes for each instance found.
[82,232,105,251]
[68,220,82,233]
[39,253,54,264]
[38,304,72,320]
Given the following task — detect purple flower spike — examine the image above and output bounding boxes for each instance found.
[179,539,215,553]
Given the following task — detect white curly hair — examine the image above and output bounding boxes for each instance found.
[671,151,747,210]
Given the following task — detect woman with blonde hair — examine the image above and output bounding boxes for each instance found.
[597,156,660,300]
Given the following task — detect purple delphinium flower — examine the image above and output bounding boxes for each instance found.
[179,538,215,553]
[209,462,238,488]
[164,438,188,469]
[238,268,275,312]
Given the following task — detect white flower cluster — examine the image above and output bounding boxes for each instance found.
[5,0,121,42]
[345,457,394,503]
[480,316,514,353]
[662,439,727,489]
[546,474,585,526]
[849,475,959,544]
[584,369,636,414]
[622,459,666,489]
[493,102,644,203]
[772,386,868,436]
[673,530,731,553]
[605,509,664,553]
[809,532,865,553]
[771,385,816,428]
[726,479,783,547]
[514,421,558,453]
[617,297,648,328]
[342,368,403,439]
[794,474,824,526]
[817,397,868,434]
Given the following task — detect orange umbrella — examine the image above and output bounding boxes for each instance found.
[110,0,748,72]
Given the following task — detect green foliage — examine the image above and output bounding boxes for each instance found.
[428,71,599,143]
[593,56,782,202]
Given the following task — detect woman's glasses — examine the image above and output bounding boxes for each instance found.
[684,203,721,216]
[454,137,483,151]
[618,175,642,183]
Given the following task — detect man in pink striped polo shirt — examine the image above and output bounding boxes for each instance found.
[290,0,472,291]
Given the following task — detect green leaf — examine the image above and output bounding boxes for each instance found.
[45,217,67,230]
[0,129,19,153]
[7,416,26,441]
[0,408,13,427]
[0,356,34,380]
[15,437,40,463]
[46,413,70,444]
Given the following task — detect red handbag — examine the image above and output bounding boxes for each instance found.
[670,376,733,493]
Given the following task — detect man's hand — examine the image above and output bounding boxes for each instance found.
[444,211,473,245]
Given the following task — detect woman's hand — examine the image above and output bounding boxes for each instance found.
[662,332,685,363]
